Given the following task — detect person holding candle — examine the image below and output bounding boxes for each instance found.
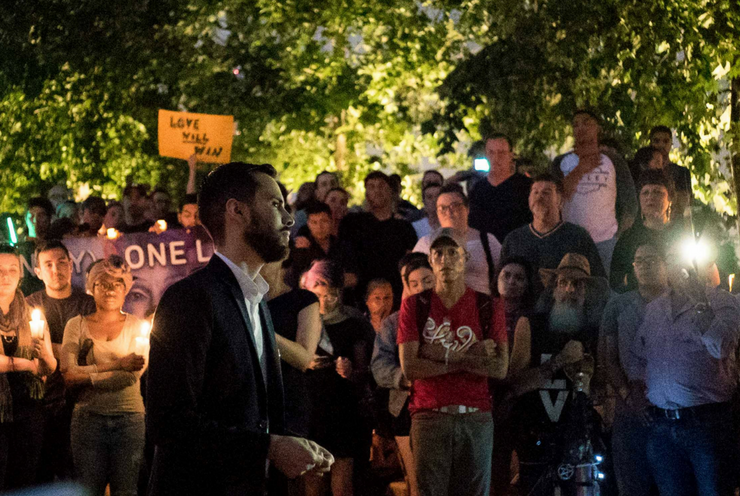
[61,255,147,496]
[0,244,56,490]
[27,239,96,483]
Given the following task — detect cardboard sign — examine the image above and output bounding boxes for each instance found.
[158,109,234,163]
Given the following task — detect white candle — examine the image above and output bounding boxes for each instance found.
[729,274,735,293]
[29,309,44,340]
[135,321,151,356]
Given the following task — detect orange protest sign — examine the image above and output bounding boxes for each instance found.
[158,109,234,163]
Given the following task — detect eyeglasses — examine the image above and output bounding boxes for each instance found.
[437,202,465,215]
[94,281,125,292]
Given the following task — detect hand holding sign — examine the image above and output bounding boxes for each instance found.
[158,110,234,163]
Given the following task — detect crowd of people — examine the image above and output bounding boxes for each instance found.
[0,111,738,496]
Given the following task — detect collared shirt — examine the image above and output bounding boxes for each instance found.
[633,287,740,409]
[600,290,647,382]
[215,252,269,377]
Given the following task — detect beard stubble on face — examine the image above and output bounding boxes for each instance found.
[243,211,289,263]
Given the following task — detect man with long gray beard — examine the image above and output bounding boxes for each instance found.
[505,253,610,496]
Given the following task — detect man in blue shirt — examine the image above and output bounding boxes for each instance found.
[633,242,740,495]
[600,242,667,495]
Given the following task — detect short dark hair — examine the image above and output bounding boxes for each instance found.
[34,239,70,262]
[27,197,54,217]
[649,126,672,138]
[632,146,662,170]
[422,170,444,186]
[0,244,20,258]
[633,241,667,261]
[315,171,339,186]
[364,171,393,188]
[400,254,432,285]
[437,183,469,207]
[178,194,198,212]
[637,169,675,200]
[305,201,332,218]
[483,132,513,150]
[107,201,123,212]
[365,278,392,301]
[123,184,148,199]
[198,162,277,244]
[398,252,430,273]
[532,172,565,196]
[326,187,349,199]
[573,108,601,123]
[81,196,107,217]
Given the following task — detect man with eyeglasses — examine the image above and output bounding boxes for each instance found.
[632,241,740,495]
[26,240,96,483]
[398,229,509,496]
[506,253,610,496]
[599,242,667,495]
[413,184,501,295]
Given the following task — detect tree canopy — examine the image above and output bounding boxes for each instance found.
[1,0,739,217]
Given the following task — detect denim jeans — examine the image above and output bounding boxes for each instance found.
[612,409,655,496]
[646,407,738,496]
[70,410,145,496]
[410,410,493,496]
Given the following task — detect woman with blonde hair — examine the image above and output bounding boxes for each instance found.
[62,255,147,496]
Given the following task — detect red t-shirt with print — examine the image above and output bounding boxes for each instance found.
[397,288,507,412]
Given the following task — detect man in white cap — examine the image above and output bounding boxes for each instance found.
[398,228,508,496]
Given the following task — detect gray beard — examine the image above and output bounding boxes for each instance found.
[549,301,585,334]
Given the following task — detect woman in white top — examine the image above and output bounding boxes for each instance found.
[61,255,147,496]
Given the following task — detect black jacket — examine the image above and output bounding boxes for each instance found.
[146,255,285,495]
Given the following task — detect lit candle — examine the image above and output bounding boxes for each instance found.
[29,309,45,340]
[135,321,151,356]
[729,274,735,293]
[156,219,167,232]
[106,228,120,240]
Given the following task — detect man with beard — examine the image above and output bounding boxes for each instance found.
[26,240,96,483]
[502,173,606,287]
[147,162,334,495]
[506,253,610,496]
[338,171,417,309]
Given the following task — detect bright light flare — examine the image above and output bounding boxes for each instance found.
[681,237,709,265]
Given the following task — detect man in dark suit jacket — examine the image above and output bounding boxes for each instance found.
[146,162,333,495]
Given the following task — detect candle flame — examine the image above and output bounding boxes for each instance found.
[141,321,151,337]
[106,228,119,240]
[157,220,167,231]
[31,309,42,322]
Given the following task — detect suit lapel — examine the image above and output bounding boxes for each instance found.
[208,256,267,394]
